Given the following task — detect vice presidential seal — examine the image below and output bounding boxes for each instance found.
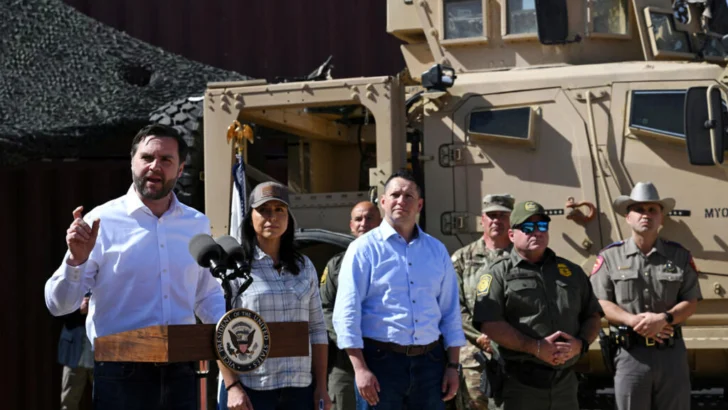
[215,308,271,373]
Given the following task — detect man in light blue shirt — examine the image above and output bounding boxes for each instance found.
[333,170,466,410]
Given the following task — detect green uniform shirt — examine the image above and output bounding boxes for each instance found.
[589,238,703,314]
[320,251,345,344]
[472,248,603,368]
[451,238,511,344]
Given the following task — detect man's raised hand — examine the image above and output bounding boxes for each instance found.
[66,206,100,266]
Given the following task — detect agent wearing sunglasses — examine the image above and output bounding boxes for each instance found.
[590,182,701,410]
[471,201,603,410]
[450,194,514,410]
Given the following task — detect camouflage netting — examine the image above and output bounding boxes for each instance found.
[0,0,249,165]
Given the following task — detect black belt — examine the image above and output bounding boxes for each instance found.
[505,361,573,389]
[633,326,683,348]
[364,338,440,356]
[613,326,683,349]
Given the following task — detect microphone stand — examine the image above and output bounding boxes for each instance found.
[219,268,254,311]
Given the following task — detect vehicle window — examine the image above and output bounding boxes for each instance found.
[629,90,685,138]
[506,0,537,35]
[469,107,531,139]
[592,0,628,35]
[648,12,691,53]
[444,0,484,39]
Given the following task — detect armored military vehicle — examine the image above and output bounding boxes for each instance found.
[199,0,728,399]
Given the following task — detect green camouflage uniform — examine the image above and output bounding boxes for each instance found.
[451,238,510,410]
[320,251,356,410]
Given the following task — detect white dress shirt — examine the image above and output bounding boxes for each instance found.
[44,185,225,345]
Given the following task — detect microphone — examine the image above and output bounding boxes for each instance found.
[215,235,249,272]
[214,235,254,294]
[188,234,229,278]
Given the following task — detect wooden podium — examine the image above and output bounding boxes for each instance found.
[94,322,309,363]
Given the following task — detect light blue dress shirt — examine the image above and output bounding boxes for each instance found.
[332,220,466,350]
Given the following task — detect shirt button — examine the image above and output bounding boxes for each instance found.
[412,300,416,303]
[645,272,650,277]
[408,262,412,266]
[410,281,414,284]
[164,295,168,299]
[163,269,167,273]
[415,320,419,323]
[160,244,164,248]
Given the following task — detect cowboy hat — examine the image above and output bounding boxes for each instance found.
[613,182,675,216]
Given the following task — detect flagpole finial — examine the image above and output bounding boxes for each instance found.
[226,121,255,155]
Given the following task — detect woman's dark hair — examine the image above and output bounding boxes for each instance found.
[239,206,304,275]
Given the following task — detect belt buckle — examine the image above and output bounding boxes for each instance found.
[405,345,420,356]
[645,337,656,347]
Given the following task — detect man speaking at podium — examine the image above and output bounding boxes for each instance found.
[44,125,246,410]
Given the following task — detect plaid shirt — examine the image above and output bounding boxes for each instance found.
[231,247,327,390]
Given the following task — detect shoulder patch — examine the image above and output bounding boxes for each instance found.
[591,255,604,276]
[320,266,328,285]
[601,241,624,252]
[689,255,699,273]
[476,274,493,296]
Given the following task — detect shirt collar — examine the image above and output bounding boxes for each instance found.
[253,246,268,261]
[625,237,662,257]
[511,247,555,267]
[378,219,422,242]
[124,184,183,217]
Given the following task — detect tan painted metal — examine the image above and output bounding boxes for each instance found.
[202,0,728,383]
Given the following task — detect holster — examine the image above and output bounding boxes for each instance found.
[598,329,617,375]
[475,350,505,399]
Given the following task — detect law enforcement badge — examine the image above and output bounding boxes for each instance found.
[320,266,329,285]
[477,274,493,296]
[525,202,538,211]
[215,308,271,373]
[558,263,572,277]
[664,261,677,273]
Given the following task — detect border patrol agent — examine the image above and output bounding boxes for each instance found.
[451,194,514,410]
[320,201,381,410]
[472,200,603,410]
[590,182,702,410]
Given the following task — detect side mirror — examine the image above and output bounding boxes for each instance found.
[535,0,580,45]
[684,86,724,165]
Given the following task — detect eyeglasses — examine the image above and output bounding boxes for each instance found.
[516,221,549,234]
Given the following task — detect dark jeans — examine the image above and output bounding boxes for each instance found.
[217,380,314,410]
[93,361,197,410]
[355,340,446,410]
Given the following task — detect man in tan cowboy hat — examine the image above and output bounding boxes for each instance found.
[450,194,514,410]
[590,181,702,410]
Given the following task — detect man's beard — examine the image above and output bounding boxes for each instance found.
[133,173,177,200]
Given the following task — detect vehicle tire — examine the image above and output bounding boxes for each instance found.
[149,97,205,212]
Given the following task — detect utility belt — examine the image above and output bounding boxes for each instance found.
[599,326,683,375]
[612,325,683,350]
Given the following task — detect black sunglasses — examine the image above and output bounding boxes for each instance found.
[516,221,549,234]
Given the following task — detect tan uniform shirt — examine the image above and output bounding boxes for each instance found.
[472,248,603,368]
[589,238,703,314]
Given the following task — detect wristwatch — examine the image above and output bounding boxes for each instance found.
[663,312,674,324]
[447,362,462,375]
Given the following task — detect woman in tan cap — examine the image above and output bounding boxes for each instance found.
[220,182,331,410]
